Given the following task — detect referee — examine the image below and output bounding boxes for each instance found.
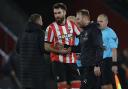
[97,14,118,89]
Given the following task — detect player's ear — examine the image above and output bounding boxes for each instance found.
[63,10,66,16]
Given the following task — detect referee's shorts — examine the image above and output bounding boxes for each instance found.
[100,57,115,85]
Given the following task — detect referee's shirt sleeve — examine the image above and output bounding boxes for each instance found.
[108,29,118,48]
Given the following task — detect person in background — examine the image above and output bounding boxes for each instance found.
[16,13,48,89]
[97,14,118,89]
[66,9,103,89]
[118,48,128,89]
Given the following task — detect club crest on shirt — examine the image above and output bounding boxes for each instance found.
[58,33,73,40]
[83,32,88,41]
[68,26,73,33]
[68,26,72,30]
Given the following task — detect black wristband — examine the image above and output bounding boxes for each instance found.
[112,61,118,66]
[95,64,99,67]
[95,59,103,67]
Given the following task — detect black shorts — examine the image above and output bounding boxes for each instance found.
[100,57,114,85]
[52,61,80,83]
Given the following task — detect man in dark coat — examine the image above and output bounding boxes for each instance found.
[68,9,103,89]
[16,13,48,89]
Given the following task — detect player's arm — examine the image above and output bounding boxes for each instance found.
[44,42,70,54]
[109,30,118,74]
[112,48,118,62]
[64,23,81,53]
[109,30,118,63]
[44,25,71,54]
[92,26,104,76]
[64,42,81,53]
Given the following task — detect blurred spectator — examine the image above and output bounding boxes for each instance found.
[3,51,22,89]
[0,50,21,89]
[0,55,2,72]
[118,48,128,89]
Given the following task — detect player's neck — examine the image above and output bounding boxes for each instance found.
[58,19,66,26]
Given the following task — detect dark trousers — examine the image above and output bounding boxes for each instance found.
[80,66,99,89]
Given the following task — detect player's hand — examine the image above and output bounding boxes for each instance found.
[112,65,118,74]
[59,48,71,54]
[94,66,101,77]
[67,47,71,53]
[54,42,64,49]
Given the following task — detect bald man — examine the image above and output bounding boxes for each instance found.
[97,14,118,89]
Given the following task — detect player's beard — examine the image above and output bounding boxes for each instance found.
[56,16,65,24]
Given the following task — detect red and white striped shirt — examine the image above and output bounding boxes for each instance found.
[45,20,80,63]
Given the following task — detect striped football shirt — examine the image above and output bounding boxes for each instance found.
[45,20,80,63]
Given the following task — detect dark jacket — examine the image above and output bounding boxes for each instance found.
[65,22,103,67]
[16,22,47,89]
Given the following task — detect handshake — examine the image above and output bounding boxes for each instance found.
[54,43,71,54]
[54,43,71,49]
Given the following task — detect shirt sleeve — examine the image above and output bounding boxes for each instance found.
[92,27,103,49]
[92,27,103,65]
[44,26,54,43]
[73,24,80,36]
[108,30,118,48]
